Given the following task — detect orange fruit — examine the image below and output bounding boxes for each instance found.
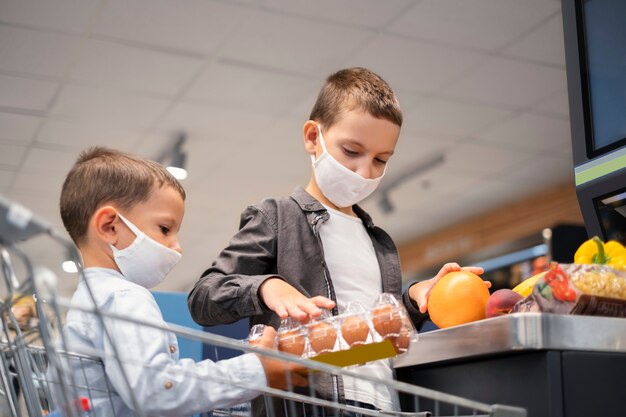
[428,271,490,328]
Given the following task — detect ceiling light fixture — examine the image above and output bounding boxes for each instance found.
[62,260,78,273]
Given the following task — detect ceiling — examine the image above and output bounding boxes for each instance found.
[0,0,574,298]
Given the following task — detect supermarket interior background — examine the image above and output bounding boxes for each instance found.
[0,0,585,299]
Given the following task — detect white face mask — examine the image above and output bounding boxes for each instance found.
[110,213,181,289]
[311,125,385,207]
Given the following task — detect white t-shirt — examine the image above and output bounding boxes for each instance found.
[318,206,399,411]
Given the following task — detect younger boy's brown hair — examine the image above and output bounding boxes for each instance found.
[60,147,186,246]
[309,67,402,129]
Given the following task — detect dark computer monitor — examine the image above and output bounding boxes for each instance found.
[562,0,626,243]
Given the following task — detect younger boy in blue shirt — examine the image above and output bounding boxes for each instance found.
[57,147,306,417]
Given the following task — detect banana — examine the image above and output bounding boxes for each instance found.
[512,271,547,297]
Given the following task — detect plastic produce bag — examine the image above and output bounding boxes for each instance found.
[512,263,626,317]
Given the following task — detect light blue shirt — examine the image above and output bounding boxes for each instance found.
[56,267,266,417]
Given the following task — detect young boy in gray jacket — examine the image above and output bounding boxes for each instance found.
[188,68,483,415]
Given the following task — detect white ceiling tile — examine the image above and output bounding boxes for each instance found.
[21,147,81,175]
[258,0,414,29]
[443,57,567,107]
[364,189,483,244]
[559,142,574,159]
[70,39,202,96]
[0,143,27,167]
[186,62,319,114]
[288,91,321,119]
[0,0,589,300]
[382,167,482,212]
[129,132,174,162]
[503,14,565,66]
[11,170,66,198]
[406,98,513,137]
[0,0,101,34]
[94,0,249,55]
[478,113,572,153]
[0,169,13,192]
[244,118,311,183]
[0,25,80,79]
[346,35,485,94]
[498,153,574,186]
[0,112,41,142]
[442,141,536,176]
[50,84,170,129]
[388,0,561,51]
[37,119,143,150]
[0,74,57,111]
[157,102,276,142]
[394,90,428,114]
[385,134,459,184]
[220,9,372,76]
[458,178,545,215]
[535,90,570,117]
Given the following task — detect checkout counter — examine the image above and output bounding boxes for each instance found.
[394,313,626,417]
[395,2,626,415]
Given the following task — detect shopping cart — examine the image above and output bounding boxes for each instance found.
[0,195,527,417]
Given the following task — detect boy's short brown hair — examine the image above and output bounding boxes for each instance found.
[309,67,402,129]
[60,147,186,245]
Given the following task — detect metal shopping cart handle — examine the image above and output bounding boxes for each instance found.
[0,194,53,245]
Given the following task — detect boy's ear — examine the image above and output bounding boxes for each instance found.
[92,206,120,245]
[303,120,319,156]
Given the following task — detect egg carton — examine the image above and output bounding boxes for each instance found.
[247,293,418,368]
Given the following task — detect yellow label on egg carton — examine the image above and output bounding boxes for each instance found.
[309,339,397,368]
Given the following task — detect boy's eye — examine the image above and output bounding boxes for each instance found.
[159,225,170,235]
[375,158,388,165]
[343,147,359,156]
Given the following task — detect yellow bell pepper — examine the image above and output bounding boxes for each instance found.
[574,236,626,269]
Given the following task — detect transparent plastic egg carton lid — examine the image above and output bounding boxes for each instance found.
[247,293,418,368]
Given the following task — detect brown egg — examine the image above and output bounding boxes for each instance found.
[390,327,411,354]
[277,330,306,356]
[248,337,262,347]
[308,322,337,353]
[372,305,402,337]
[341,315,370,346]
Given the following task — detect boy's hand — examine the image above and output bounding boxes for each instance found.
[255,326,309,389]
[258,278,335,322]
[408,263,489,314]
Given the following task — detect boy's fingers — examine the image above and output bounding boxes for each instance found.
[298,301,322,318]
[418,298,428,314]
[435,262,460,279]
[443,262,461,272]
[461,266,484,275]
[483,281,492,288]
[274,304,289,319]
[310,296,335,310]
[285,303,308,322]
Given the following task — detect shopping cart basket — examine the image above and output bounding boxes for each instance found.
[0,195,527,417]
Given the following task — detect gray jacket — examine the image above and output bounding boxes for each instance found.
[188,186,428,412]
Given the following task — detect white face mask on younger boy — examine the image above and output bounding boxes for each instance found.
[109,213,181,289]
[311,124,385,207]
